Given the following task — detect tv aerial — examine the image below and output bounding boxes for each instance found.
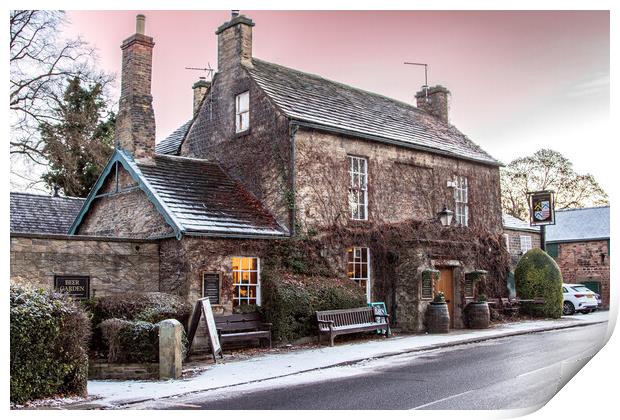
[404,62,429,100]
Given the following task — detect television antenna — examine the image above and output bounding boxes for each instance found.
[404,62,429,100]
[185,63,215,81]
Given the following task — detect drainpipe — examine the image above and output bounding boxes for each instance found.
[289,122,298,237]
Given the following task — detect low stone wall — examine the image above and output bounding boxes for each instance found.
[10,233,160,298]
[88,360,159,380]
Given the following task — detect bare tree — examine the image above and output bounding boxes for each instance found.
[10,10,113,190]
[501,149,608,220]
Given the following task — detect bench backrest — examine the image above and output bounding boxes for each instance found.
[316,307,377,327]
[215,312,262,332]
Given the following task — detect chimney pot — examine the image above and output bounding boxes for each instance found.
[116,15,156,160]
[415,85,451,124]
[231,10,240,18]
[216,12,255,70]
[136,14,146,35]
[192,79,211,115]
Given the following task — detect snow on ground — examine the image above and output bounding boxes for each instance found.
[88,312,609,407]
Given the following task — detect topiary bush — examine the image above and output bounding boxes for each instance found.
[515,248,563,318]
[10,284,91,404]
[261,270,367,342]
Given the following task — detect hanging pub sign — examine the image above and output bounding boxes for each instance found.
[527,190,556,226]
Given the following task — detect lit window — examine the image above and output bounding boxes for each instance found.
[520,235,532,254]
[348,155,368,220]
[454,176,468,227]
[235,91,250,133]
[347,247,370,302]
[232,257,260,306]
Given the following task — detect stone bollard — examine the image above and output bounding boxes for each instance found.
[159,319,183,380]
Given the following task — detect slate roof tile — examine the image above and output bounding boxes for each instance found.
[545,206,610,243]
[502,214,540,233]
[10,192,85,234]
[134,154,286,237]
[248,59,500,166]
[155,120,192,155]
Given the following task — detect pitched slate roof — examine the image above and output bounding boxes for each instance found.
[247,59,500,166]
[155,120,192,155]
[135,154,286,236]
[502,214,540,233]
[10,192,84,234]
[70,150,287,238]
[545,206,610,243]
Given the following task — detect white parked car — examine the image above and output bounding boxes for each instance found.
[562,283,598,315]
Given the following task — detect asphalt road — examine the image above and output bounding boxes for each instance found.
[137,322,608,410]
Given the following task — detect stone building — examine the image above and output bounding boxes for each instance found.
[545,206,610,309]
[11,12,510,332]
[502,213,541,268]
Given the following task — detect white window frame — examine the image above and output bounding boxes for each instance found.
[503,234,510,252]
[348,155,368,221]
[520,235,532,254]
[235,91,250,133]
[347,247,371,303]
[454,176,469,227]
[232,256,260,306]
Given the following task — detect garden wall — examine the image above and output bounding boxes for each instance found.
[10,233,160,297]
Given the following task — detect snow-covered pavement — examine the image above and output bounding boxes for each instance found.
[87,311,610,408]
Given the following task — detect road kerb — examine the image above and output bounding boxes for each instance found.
[98,319,606,409]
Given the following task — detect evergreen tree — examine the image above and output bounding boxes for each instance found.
[40,77,115,197]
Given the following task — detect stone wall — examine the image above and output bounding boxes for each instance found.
[77,165,174,239]
[10,233,160,297]
[503,229,541,268]
[294,128,503,235]
[554,240,610,309]
[181,64,292,233]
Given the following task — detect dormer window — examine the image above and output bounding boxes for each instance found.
[235,91,250,133]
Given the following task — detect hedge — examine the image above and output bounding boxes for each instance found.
[86,292,192,356]
[100,319,159,363]
[87,292,192,327]
[10,285,90,404]
[515,248,563,318]
[261,270,367,342]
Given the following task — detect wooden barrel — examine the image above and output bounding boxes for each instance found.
[468,303,490,329]
[426,302,450,333]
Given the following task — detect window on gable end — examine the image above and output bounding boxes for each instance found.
[235,91,250,133]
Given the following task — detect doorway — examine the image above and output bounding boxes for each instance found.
[435,268,455,327]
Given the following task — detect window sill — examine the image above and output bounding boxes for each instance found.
[234,128,252,138]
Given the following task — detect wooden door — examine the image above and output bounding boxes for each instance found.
[435,268,455,327]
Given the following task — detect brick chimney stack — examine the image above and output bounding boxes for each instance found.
[116,14,156,160]
[215,10,255,71]
[415,85,451,124]
[192,78,211,115]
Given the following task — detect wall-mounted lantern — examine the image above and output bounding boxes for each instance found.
[437,206,454,227]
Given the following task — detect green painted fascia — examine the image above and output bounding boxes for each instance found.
[69,149,185,239]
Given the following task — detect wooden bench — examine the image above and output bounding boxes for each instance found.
[215,313,272,349]
[500,297,545,315]
[316,307,390,347]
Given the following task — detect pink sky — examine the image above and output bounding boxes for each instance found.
[64,10,610,190]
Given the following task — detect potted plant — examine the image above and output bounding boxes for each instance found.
[432,291,446,304]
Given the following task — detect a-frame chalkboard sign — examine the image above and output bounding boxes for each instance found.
[186,297,223,362]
